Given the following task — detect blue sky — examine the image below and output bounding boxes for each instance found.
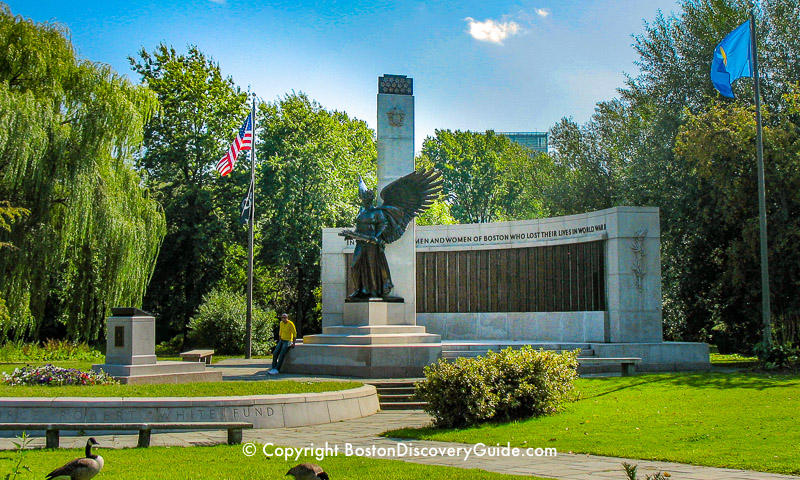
[7,0,682,152]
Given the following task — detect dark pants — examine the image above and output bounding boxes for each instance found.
[271,340,291,371]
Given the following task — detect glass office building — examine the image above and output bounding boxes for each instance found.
[497,131,548,153]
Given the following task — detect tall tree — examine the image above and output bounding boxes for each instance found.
[675,103,800,350]
[539,0,800,349]
[0,200,28,327]
[418,130,545,223]
[0,5,165,340]
[257,93,377,335]
[130,44,250,343]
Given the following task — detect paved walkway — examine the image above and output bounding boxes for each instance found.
[1,359,796,479]
[3,410,797,479]
[207,358,421,382]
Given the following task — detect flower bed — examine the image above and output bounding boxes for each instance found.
[1,364,117,386]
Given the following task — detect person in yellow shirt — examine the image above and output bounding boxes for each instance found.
[268,313,296,375]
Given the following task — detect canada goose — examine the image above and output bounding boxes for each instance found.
[45,437,104,480]
[286,462,329,480]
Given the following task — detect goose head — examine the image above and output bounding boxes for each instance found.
[286,463,328,479]
[84,438,99,458]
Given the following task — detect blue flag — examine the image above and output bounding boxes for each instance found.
[710,20,752,98]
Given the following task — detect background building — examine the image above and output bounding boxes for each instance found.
[498,131,548,153]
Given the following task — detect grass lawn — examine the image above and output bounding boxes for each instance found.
[0,444,550,480]
[0,380,361,397]
[709,352,759,368]
[386,372,800,475]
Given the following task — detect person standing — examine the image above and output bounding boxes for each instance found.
[268,313,296,375]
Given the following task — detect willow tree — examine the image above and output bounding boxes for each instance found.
[0,5,166,341]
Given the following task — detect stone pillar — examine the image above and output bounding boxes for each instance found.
[104,307,157,365]
[377,74,416,325]
[604,207,663,342]
[284,75,442,377]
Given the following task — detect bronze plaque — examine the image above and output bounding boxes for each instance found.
[114,326,124,347]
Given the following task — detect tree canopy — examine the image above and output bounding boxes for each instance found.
[0,5,165,340]
[130,44,251,342]
[418,129,549,224]
[542,0,800,350]
[257,93,377,335]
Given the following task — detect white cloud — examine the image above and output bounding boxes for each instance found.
[535,8,551,18]
[464,17,521,45]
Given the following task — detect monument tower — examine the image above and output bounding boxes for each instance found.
[376,74,417,323]
[284,75,443,377]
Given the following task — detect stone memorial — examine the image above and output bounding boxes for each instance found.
[322,206,710,372]
[284,75,443,377]
[92,307,222,384]
[287,74,710,376]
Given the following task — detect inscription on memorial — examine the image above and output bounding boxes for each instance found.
[3,406,275,422]
[342,223,609,248]
[416,223,607,247]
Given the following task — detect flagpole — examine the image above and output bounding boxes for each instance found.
[245,99,256,359]
[750,12,772,348]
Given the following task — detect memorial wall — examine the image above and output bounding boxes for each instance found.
[322,206,663,344]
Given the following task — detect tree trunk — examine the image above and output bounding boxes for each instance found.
[295,266,303,339]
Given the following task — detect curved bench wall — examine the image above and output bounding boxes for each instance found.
[0,385,379,430]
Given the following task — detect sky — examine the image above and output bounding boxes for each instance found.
[7,0,683,152]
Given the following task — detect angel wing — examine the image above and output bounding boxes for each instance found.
[377,168,443,244]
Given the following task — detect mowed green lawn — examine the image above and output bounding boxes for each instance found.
[0,380,361,397]
[0,355,270,375]
[0,444,551,480]
[0,359,338,398]
[387,372,800,475]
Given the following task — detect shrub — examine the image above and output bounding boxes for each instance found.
[188,288,278,355]
[489,347,579,421]
[414,356,499,428]
[155,334,185,356]
[414,346,579,428]
[753,341,799,370]
[2,364,117,386]
[0,339,103,362]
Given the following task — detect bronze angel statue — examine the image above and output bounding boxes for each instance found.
[339,169,443,300]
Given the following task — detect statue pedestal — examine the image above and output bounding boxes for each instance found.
[284,300,442,378]
[341,300,408,325]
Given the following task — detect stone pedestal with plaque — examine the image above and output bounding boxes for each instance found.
[92,307,221,384]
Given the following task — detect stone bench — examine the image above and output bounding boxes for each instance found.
[180,349,215,364]
[578,357,641,376]
[0,422,252,448]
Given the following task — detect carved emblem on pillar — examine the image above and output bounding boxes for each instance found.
[387,107,405,127]
[631,228,648,292]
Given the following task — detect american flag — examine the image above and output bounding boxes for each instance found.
[216,113,253,176]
